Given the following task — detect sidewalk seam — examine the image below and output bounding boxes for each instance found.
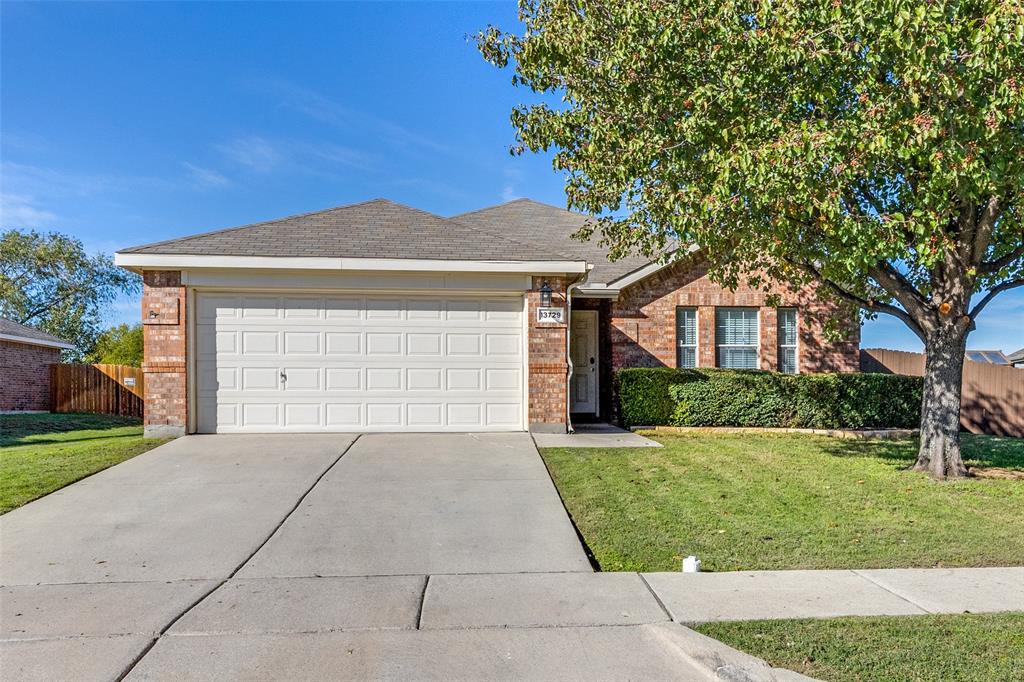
[850,569,934,614]
[114,435,361,681]
[638,573,675,622]
[415,575,431,630]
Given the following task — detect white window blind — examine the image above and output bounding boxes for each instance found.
[676,307,697,368]
[716,308,759,369]
[777,308,798,374]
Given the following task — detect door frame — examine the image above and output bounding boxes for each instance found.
[570,309,600,415]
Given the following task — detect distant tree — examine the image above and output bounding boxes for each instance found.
[479,0,1024,478]
[0,229,140,361]
[85,324,143,367]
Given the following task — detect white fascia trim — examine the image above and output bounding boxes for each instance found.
[0,333,76,350]
[114,253,588,274]
[574,284,620,299]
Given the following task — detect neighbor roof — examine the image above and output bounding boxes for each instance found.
[1007,348,1024,364]
[0,318,75,350]
[120,199,577,263]
[451,199,658,285]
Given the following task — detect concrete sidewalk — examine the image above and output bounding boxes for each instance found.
[643,566,1024,623]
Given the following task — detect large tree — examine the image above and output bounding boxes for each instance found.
[480,0,1024,478]
[0,229,140,361]
[85,323,144,367]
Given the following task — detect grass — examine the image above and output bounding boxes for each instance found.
[0,412,168,514]
[696,613,1024,682]
[540,433,1024,571]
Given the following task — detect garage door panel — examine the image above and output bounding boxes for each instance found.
[241,297,281,318]
[284,331,320,354]
[197,293,525,432]
[242,331,279,354]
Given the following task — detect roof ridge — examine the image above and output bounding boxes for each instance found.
[449,197,584,220]
[119,198,415,254]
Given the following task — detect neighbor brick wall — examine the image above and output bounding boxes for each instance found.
[141,270,187,436]
[608,256,860,374]
[0,340,59,411]
[527,275,574,430]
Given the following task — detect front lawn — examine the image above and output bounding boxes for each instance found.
[697,613,1024,682]
[0,412,168,514]
[541,433,1024,571]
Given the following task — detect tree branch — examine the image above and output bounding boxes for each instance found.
[869,262,930,321]
[784,257,926,341]
[979,242,1024,275]
[969,278,1024,320]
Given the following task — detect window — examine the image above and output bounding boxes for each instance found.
[716,308,759,369]
[676,307,697,368]
[777,308,798,374]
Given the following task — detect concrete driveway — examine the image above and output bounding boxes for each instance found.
[2,433,781,680]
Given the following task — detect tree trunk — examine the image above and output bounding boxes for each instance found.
[913,329,970,479]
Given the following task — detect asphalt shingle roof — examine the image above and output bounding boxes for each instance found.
[0,318,72,346]
[120,197,664,285]
[121,199,575,263]
[450,199,656,285]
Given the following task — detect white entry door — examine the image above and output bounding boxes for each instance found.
[569,310,599,414]
[195,292,525,432]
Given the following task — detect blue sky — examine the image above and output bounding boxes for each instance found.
[2,1,1020,353]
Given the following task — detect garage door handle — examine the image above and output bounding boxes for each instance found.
[280,371,287,382]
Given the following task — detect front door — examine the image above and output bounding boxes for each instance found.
[569,310,599,414]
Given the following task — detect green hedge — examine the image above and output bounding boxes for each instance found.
[617,368,921,429]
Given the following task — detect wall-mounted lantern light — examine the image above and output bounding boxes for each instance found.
[539,281,553,307]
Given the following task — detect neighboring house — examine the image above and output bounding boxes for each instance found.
[0,318,75,412]
[1007,348,1024,368]
[115,199,860,438]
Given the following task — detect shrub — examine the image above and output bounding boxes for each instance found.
[616,367,702,426]
[617,368,922,429]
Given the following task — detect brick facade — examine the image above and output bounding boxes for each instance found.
[527,275,577,431]
[605,257,860,375]
[0,340,59,411]
[141,271,187,437]
[135,260,858,436]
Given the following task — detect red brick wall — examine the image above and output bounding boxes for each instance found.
[0,340,59,411]
[608,257,860,374]
[527,275,574,429]
[141,271,187,436]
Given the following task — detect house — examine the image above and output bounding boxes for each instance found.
[114,199,860,438]
[1007,348,1024,368]
[0,318,75,412]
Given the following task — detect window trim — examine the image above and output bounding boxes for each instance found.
[676,306,699,368]
[715,307,760,370]
[777,307,799,374]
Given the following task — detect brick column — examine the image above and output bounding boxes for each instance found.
[759,306,778,371]
[697,306,716,368]
[527,276,570,433]
[141,271,187,438]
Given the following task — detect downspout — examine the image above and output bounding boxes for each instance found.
[564,267,592,434]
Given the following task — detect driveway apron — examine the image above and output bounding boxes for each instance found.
[238,432,593,577]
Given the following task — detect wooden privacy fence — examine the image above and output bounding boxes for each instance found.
[861,348,1024,437]
[51,364,144,418]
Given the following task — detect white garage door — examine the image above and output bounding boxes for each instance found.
[195,293,525,432]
